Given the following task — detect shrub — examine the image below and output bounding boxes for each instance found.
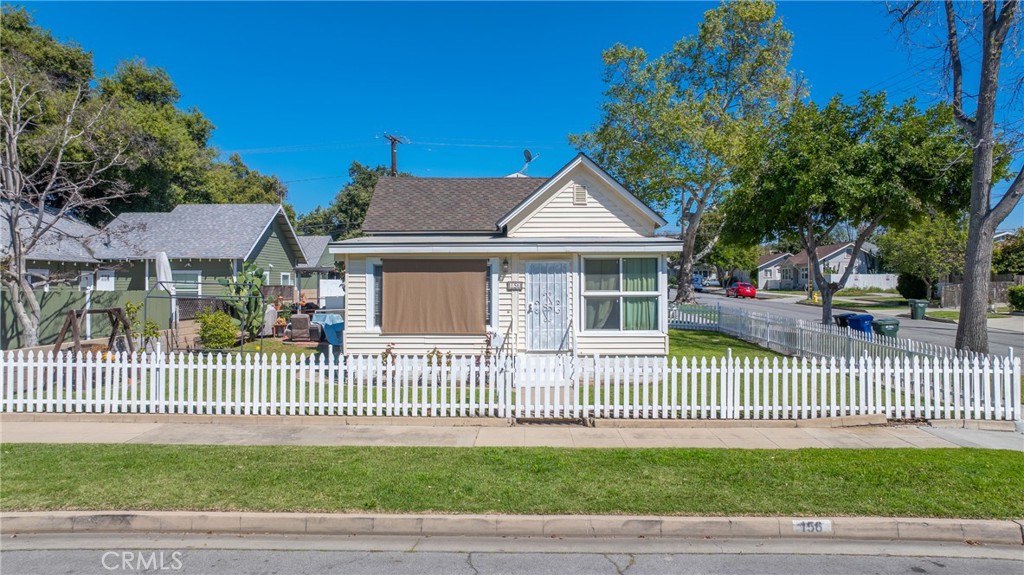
[197,311,238,350]
[1009,286,1024,312]
[896,273,928,300]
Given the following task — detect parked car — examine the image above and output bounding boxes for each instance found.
[726,281,756,298]
[705,278,720,287]
[692,276,704,292]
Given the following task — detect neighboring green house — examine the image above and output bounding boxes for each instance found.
[2,203,307,348]
[103,204,307,295]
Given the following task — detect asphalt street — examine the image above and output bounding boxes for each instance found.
[693,292,1023,357]
[3,534,1022,575]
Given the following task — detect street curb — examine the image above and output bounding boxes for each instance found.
[2,512,1021,545]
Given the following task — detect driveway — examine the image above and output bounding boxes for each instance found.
[691,292,1023,357]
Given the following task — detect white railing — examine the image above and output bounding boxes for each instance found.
[1,349,1019,421]
[670,303,1010,364]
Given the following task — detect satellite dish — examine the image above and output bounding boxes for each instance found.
[519,149,539,175]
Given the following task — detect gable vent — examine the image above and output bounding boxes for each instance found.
[572,184,588,206]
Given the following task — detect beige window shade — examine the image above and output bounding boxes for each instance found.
[382,259,487,335]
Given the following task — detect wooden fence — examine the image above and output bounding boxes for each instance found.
[1,349,1019,421]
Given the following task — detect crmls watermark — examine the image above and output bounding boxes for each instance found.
[101,551,184,571]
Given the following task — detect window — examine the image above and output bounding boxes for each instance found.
[26,268,50,292]
[764,269,773,278]
[172,270,201,295]
[280,272,292,286]
[95,270,115,292]
[368,258,495,333]
[372,263,383,328]
[78,272,94,291]
[583,257,659,331]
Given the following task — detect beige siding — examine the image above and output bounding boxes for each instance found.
[341,253,668,357]
[576,333,668,356]
[509,165,656,238]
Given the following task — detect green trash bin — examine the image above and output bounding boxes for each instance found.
[871,318,900,338]
[909,299,928,320]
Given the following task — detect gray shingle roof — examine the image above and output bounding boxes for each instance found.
[296,235,331,269]
[362,177,547,234]
[0,202,104,263]
[104,204,304,262]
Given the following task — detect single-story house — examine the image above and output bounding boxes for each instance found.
[330,153,679,357]
[103,204,307,296]
[759,242,879,291]
[756,252,792,291]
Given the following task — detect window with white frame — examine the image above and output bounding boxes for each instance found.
[582,257,659,331]
[26,268,50,292]
[280,272,292,286]
[172,270,201,295]
[367,259,496,332]
[95,269,115,291]
[764,269,773,278]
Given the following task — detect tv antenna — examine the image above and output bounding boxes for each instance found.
[383,133,409,176]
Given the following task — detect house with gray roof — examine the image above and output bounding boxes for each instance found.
[330,154,679,357]
[103,203,306,296]
[295,234,342,303]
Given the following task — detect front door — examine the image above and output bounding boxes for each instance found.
[526,261,570,352]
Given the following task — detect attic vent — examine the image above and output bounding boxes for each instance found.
[572,184,588,206]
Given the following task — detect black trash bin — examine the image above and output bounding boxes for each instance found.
[871,318,900,338]
[833,313,856,328]
[909,299,928,320]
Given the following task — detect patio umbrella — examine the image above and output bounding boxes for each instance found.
[155,251,175,295]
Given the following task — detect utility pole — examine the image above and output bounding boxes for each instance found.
[383,133,408,176]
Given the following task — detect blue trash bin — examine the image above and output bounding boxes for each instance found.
[846,314,875,341]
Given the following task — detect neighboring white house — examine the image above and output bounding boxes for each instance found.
[756,252,792,291]
[329,154,679,357]
[757,242,881,291]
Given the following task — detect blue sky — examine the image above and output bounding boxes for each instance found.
[19,1,1023,229]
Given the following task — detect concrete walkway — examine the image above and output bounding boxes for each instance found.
[2,417,1020,450]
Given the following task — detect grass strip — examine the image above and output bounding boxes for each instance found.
[2,444,1021,519]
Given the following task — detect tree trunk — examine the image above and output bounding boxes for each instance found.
[675,257,694,303]
[956,219,994,352]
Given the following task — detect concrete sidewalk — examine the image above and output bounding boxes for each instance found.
[2,415,1020,450]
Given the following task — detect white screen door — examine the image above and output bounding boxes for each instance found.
[526,261,570,352]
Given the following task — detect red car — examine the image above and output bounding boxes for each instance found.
[726,282,756,299]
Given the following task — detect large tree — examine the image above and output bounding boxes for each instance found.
[570,0,795,303]
[889,1,1023,352]
[296,162,390,240]
[725,94,972,323]
[1,36,139,347]
[876,212,969,300]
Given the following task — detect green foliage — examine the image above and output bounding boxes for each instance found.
[220,262,266,341]
[876,213,968,288]
[896,273,929,300]
[1008,286,1024,312]
[569,0,795,299]
[724,93,972,319]
[296,162,391,239]
[141,319,161,345]
[196,311,238,350]
[993,229,1024,275]
[1,8,291,225]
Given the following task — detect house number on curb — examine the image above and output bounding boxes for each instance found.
[792,520,833,534]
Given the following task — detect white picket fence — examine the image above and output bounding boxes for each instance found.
[1,349,1019,421]
[669,303,1008,364]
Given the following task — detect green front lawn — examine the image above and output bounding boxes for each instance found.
[926,310,1011,321]
[2,444,1020,519]
[669,329,782,361]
